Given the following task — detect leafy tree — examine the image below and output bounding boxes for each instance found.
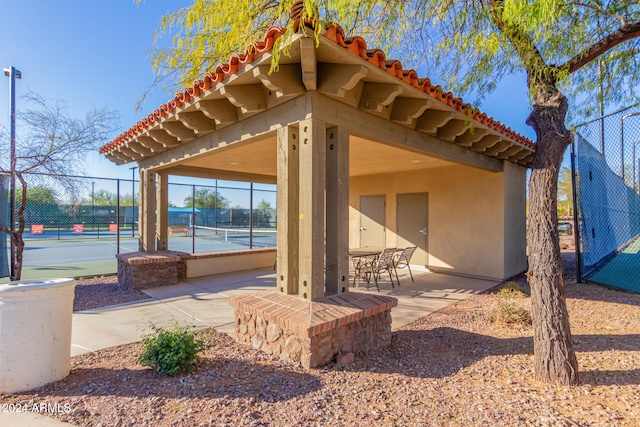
[183,189,229,208]
[91,189,118,206]
[0,93,118,279]
[143,1,640,385]
[25,185,59,205]
[256,199,274,227]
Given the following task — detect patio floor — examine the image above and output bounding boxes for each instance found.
[71,267,498,357]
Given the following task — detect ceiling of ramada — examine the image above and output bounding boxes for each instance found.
[168,133,455,181]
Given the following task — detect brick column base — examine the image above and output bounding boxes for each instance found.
[229,292,397,368]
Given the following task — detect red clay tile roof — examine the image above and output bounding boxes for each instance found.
[100,22,535,154]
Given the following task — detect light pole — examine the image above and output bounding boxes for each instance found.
[130,166,137,237]
[4,66,22,280]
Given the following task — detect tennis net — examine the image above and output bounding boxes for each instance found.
[192,226,277,248]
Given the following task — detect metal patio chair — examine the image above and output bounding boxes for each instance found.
[393,246,417,284]
[351,253,376,289]
[371,248,400,291]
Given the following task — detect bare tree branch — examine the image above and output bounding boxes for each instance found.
[561,20,640,73]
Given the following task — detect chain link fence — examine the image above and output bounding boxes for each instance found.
[1,172,276,281]
[573,104,640,293]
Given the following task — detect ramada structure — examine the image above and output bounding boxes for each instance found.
[100,22,535,368]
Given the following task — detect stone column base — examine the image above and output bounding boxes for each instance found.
[115,251,188,290]
[229,292,397,368]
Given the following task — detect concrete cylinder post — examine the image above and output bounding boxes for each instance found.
[0,278,77,393]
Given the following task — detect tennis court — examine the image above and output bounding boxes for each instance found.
[2,226,276,281]
[587,235,640,293]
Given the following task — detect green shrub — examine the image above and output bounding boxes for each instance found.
[486,302,532,327]
[497,281,529,299]
[138,321,213,376]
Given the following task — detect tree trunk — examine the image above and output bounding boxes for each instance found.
[526,87,580,385]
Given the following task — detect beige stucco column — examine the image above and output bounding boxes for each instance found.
[156,171,169,251]
[325,126,349,294]
[138,168,157,252]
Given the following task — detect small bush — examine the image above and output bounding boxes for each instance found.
[497,281,529,299]
[486,302,532,327]
[138,321,213,376]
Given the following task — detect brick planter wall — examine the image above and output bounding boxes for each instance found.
[116,251,189,291]
[229,292,397,368]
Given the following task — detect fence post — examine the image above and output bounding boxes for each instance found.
[192,184,196,254]
[249,183,254,249]
[570,142,582,284]
[117,179,121,255]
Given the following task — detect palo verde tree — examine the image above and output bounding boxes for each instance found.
[142,0,640,385]
[0,93,118,279]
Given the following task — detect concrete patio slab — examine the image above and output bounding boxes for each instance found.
[68,267,497,358]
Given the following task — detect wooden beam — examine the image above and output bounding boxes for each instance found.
[160,121,196,140]
[276,125,299,295]
[104,153,126,165]
[137,136,166,152]
[313,93,503,172]
[163,165,276,184]
[437,119,470,142]
[156,172,169,251]
[358,83,403,113]
[118,145,144,160]
[175,111,215,134]
[220,84,267,114]
[147,129,181,147]
[253,64,305,98]
[415,110,455,134]
[195,99,238,126]
[455,128,489,147]
[325,126,349,295]
[298,118,326,301]
[510,147,533,161]
[111,147,135,162]
[469,134,502,151]
[390,98,432,126]
[317,63,368,98]
[138,93,313,170]
[484,140,511,156]
[300,37,317,91]
[139,169,156,252]
[127,141,154,157]
[496,145,525,160]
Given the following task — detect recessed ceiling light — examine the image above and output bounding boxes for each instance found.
[411,159,421,163]
[230,162,239,165]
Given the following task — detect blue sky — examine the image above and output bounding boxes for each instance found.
[0,0,540,183]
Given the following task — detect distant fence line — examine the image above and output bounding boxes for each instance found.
[1,172,276,281]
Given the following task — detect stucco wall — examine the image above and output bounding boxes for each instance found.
[186,249,276,278]
[349,162,527,280]
[502,161,528,278]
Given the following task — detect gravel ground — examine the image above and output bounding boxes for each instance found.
[73,276,150,312]
[2,247,640,426]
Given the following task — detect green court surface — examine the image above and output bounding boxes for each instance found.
[588,237,640,293]
[1,260,117,282]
